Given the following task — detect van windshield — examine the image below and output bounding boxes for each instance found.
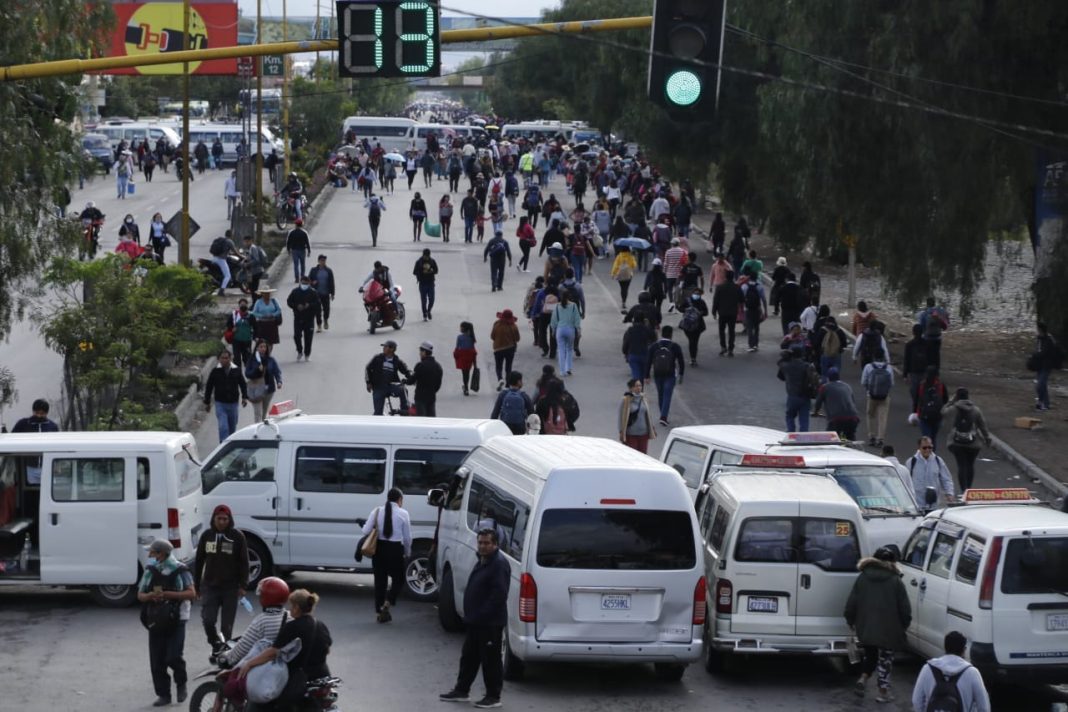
[536,508,696,570]
[1001,538,1068,594]
[83,136,108,150]
[829,465,919,515]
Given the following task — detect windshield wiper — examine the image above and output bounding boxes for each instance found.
[865,506,902,514]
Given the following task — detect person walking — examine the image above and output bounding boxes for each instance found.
[778,348,815,432]
[678,289,709,366]
[516,215,536,272]
[137,539,196,707]
[483,231,512,292]
[461,189,480,243]
[914,366,949,449]
[407,342,443,416]
[943,388,992,492]
[644,258,668,314]
[439,528,511,709]
[413,248,439,321]
[646,325,686,427]
[366,193,386,247]
[711,275,742,357]
[241,235,268,295]
[193,505,249,656]
[854,319,889,369]
[287,276,321,362]
[224,170,239,220]
[816,316,849,380]
[226,299,256,373]
[1031,321,1064,411]
[800,262,821,305]
[244,339,283,421]
[902,323,929,411]
[490,310,520,390]
[491,370,534,435]
[622,316,656,382]
[618,378,656,453]
[741,276,767,353]
[203,350,247,443]
[550,289,582,377]
[534,379,572,435]
[306,255,335,332]
[611,245,637,313]
[439,194,454,242]
[906,436,955,511]
[148,213,172,261]
[410,192,428,241]
[362,488,412,623]
[250,287,282,346]
[911,631,992,712]
[917,297,950,369]
[860,349,894,447]
[813,367,861,440]
[286,219,311,284]
[453,321,478,396]
[844,545,912,704]
[365,340,412,415]
[114,149,134,199]
[852,300,878,337]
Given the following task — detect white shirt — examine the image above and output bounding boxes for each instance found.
[800,305,819,332]
[906,451,955,508]
[362,504,412,557]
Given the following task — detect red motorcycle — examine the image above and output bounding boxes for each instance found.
[360,281,405,334]
[80,217,104,260]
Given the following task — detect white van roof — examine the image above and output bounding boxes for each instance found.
[672,424,892,468]
[940,504,1068,534]
[671,424,786,451]
[229,415,511,445]
[477,435,675,481]
[0,431,193,451]
[711,472,860,508]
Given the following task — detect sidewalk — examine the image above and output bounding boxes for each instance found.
[688,212,1067,498]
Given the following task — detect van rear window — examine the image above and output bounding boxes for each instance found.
[1001,538,1068,594]
[536,509,696,570]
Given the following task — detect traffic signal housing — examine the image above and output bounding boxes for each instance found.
[647,0,727,119]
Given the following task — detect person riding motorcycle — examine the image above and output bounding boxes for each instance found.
[217,577,290,706]
[79,201,105,257]
[360,262,399,327]
[282,172,304,220]
[79,201,104,224]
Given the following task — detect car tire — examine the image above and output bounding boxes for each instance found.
[654,663,686,682]
[437,567,464,632]
[501,631,525,681]
[90,583,138,607]
[245,536,272,589]
[404,544,438,602]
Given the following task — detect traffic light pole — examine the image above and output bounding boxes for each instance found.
[179,0,191,266]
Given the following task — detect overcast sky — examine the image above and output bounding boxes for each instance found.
[237,0,560,21]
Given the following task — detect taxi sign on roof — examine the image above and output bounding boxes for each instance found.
[962,488,1035,504]
[268,400,299,417]
[779,431,841,445]
[740,454,807,468]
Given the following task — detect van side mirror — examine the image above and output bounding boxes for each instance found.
[427,488,446,508]
[925,486,938,506]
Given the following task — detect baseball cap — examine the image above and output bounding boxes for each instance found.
[419,341,434,353]
[381,340,398,349]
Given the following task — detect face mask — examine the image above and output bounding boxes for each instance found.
[125,218,134,224]
[300,284,310,291]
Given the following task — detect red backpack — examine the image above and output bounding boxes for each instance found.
[542,405,568,435]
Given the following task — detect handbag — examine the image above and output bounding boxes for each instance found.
[223,328,234,344]
[1026,352,1041,372]
[355,508,379,561]
[247,378,268,404]
[470,366,481,393]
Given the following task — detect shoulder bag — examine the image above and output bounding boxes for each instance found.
[354,508,379,561]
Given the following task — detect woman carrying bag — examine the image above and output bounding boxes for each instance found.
[245,339,283,422]
[360,488,411,623]
[250,287,282,345]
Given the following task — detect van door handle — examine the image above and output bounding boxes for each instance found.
[271,497,279,509]
[295,498,303,511]
[919,580,927,591]
[50,513,59,525]
[800,574,811,589]
[910,578,918,587]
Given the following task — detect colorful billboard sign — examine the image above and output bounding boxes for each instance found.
[103,2,238,75]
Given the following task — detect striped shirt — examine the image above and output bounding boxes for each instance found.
[221,608,286,665]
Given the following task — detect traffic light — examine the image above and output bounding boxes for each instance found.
[647,0,727,118]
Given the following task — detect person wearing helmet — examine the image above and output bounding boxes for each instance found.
[79,200,104,223]
[282,172,304,220]
[217,576,290,668]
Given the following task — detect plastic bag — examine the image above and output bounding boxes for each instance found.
[246,637,302,704]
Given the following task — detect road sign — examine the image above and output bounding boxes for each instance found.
[261,55,284,76]
[237,56,257,78]
[164,211,200,241]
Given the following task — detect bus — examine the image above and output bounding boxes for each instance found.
[238,88,282,119]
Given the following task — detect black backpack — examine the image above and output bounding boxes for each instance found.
[924,663,967,712]
[561,390,580,425]
[920,384,943,423]
[860,330,881,363]
[209,236,230,257]
[744,283,762,312]
[652,343,676,377]
[952,406,976,444]
[139,564,187,632]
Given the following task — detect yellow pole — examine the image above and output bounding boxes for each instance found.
[283,0,290,178]
[256,0,263,242]
[180,0,191,266]
[0,17,654,80]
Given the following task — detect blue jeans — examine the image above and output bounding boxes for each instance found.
[1036,368,1051,407]
[290,251,306,283]
[211,256,231,290]
[653,374,676,421]
[786,395,811,432]
[920,419,941,451]
[464,217,475,243]
[419,282,435,318]
[116,174,129,198]
[820,354,842,380]
[746,311,761,348]
[372,384,408,415]
[556,325,576,374]
[570,254,586,282]
[627,355,647,381]
[214,401,239,442]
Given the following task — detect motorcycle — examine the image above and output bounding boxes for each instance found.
[360,282,405,334]
[198,252,252,293]
[80,217,104,260]
[188,640,342,712]
[276,190,309,230]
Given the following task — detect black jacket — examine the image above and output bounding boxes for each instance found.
[286,286,322,325]
[777,281,806,321]
[622,321,656,357]
[204,364,248,404]
[413,256,439,284]
[463,550,511,627]
[11,416,59,433]
[286,227,310,254]
[306,265,335,297]
[194,511,249,589]
[460,196,480,220]
[365,353,411,389]
[712,281,742,319]
[645,339,686,379]
[409,357,443,402]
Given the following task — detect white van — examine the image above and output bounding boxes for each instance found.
[900,488,1068,684]
[431,436,705,681]
[200,414,510,600]
[662,426,922,551]
[181,123,283,165]
[340,116,417,153]
[0,432,203,606]
[92,120,182,153]
[412,123,486,147]
[500,122,578,142]
[696,472,868,671]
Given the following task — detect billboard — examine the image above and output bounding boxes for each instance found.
[103,2,238,75]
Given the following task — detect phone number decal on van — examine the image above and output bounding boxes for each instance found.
[1009,650,1068,659]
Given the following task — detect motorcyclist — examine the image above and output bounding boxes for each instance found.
[216,577,290,706]
[79,201,105,258]
[79,200,104,223]
[282,172,304,219]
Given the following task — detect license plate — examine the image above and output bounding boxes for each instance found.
[747,596,779,613]
[601,594,631,611]
[1048,613,1068,631]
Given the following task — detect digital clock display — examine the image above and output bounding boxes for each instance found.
[337,0,441,78]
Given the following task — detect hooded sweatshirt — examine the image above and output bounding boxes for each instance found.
[911,654,991,712]
[940,399,991,450]
[843,556,911,650]
[194,504,249,589]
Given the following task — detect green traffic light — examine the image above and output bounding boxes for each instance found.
[665,69,702,106]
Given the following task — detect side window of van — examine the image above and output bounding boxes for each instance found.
[709,507,730,553]
[201,442,279,494]
[711,450,743,467]
[926,532,958,579]
[393,449,466,496]
[664,440,708,488]
[902,527,933,568]
[954,535,985,585]
[801,518,860,572]
[699,497,717,539]
[735,518,795,563]
[52,458,124,502]
[137,458,150,499]
[466,478,526,557]
[294,446,386,494]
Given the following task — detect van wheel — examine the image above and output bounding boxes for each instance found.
[654,663,686,682]
[404,544,438,602]
[437,567,464,632]
[702,621,727,674]
[90,583,138,608]
[245,537,273,588]
[502,631,525,681]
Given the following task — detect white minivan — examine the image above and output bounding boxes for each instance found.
[91,120,182,153]
[200,414,510,600]
[0,432,203,606]
[661,426,922,550]
[430,435,705,682]
[696,471,868,672]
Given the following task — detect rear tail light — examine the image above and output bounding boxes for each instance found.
[167,508,181,549]
[715,579,733,614]
[519,573,537,622]
[978,536,1003,609]
[692,576,707,625]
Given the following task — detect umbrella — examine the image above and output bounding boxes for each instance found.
[614,237,651,251]
[384,152,405,163]
[581,151,599,159]
[336,144,362,158]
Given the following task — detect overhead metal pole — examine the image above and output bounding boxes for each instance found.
[179,0,191,266]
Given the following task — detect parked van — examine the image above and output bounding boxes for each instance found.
[340,116,417,153]
[0,432,203,606]
[180,123,283,165]
[900,488,1068,684]
[500,122,577,142]
[696,471,868,671]
[430,435,705,681]
[199,414,510,600]
[661,426,922,550]
[412,123,486,146]
[91,120,182,153]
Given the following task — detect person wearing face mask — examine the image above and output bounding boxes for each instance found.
[287,277,321,362]
[118,213,141,246]
[137,539,197,707]
[226,299,257,371]
[245,338,283,420]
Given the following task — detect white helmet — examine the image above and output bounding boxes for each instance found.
[85,201,95,209]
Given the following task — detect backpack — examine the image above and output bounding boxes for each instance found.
[139,564,187,632]
[860,330,881,363]
[541,293,559,315]
[952,405,976,444]
[524,187,540,208]
[867,363,892,400]
[924,307,946,339]
[924,663,968,712]
[489,239,507,257]
[920,383,943,422]
[822,328,842,356]
[615,259,634,282]
[490,178,502,195]
[744,283,762,312]
[542,405,568,435]
[680,305,700,333]
[548,259,566,284]
[652,343,676,377]
[571,235,587,256]
[233,313,254,343]
[499,389,527,426]
[369,199,382,220]
[210,236,230,257]
[561,389,580,424]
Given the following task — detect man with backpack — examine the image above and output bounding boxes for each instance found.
[225,299,257,372]
[911,631,991,712]
[861,348,894,446]
[777,348,818,432]
[915,366,949,449]
[917,296,950,369]
[741,277,767,353]
[645,325,686,427]
[813,367,860,440]
[460,189,480,243]
[711,275,742,357]
[906,436,955,511]
[853,319,889,368]
[490,371,534,435]
[366,193,386,247]
[943,388,992,492]
[483,231,512,292]
[137,539,197,707]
